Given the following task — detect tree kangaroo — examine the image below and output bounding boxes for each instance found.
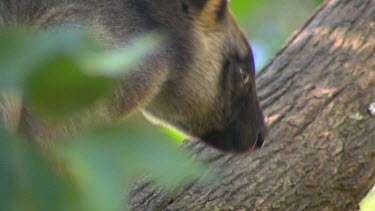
[0,0,267,153]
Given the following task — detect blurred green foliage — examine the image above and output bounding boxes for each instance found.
[361,191,375,211]
[0,127,80,211]
[0,27,206,211]
[230,0,323,70]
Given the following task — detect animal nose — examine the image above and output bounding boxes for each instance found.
[255,133,264,149]
[255,130,266,149]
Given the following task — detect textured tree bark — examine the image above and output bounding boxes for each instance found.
[130,0,375,210]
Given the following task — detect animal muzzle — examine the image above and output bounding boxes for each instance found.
[200,115,268,153]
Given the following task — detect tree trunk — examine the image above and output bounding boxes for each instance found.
[130,0,375,210]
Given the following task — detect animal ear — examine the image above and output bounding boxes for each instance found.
[182,0,228,27]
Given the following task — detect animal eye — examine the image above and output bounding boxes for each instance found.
[240,68,250,87]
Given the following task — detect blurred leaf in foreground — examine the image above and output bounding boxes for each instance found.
[0,26,94,90]
[0,26,163,117]
[81,31,164,76]
[56,121,206,211]
[161,127,185,145]
[25,56,116,117]
[0,127,81,211]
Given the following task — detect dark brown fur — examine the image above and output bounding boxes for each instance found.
[0,0,267,152]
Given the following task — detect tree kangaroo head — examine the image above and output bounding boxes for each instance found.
[143,0,268,153]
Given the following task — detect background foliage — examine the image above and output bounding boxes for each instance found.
[230,0,323,70]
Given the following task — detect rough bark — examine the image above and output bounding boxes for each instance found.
[130,0,375,210]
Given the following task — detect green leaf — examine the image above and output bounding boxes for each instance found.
[0,129,13,211]
[0,127,81,211]
[56,121,205,211]
[25,56,116,117]
[361,190,375,211]
[0,26,95,91]
[81,31,164,76]
[0,26,164,117]
[160,127,185,145]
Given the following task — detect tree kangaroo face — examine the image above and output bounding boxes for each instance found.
[195,7,268,153]
[144,0,268,153]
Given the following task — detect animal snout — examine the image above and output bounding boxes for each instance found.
[254,126,268,150]
[255,132,265,149]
